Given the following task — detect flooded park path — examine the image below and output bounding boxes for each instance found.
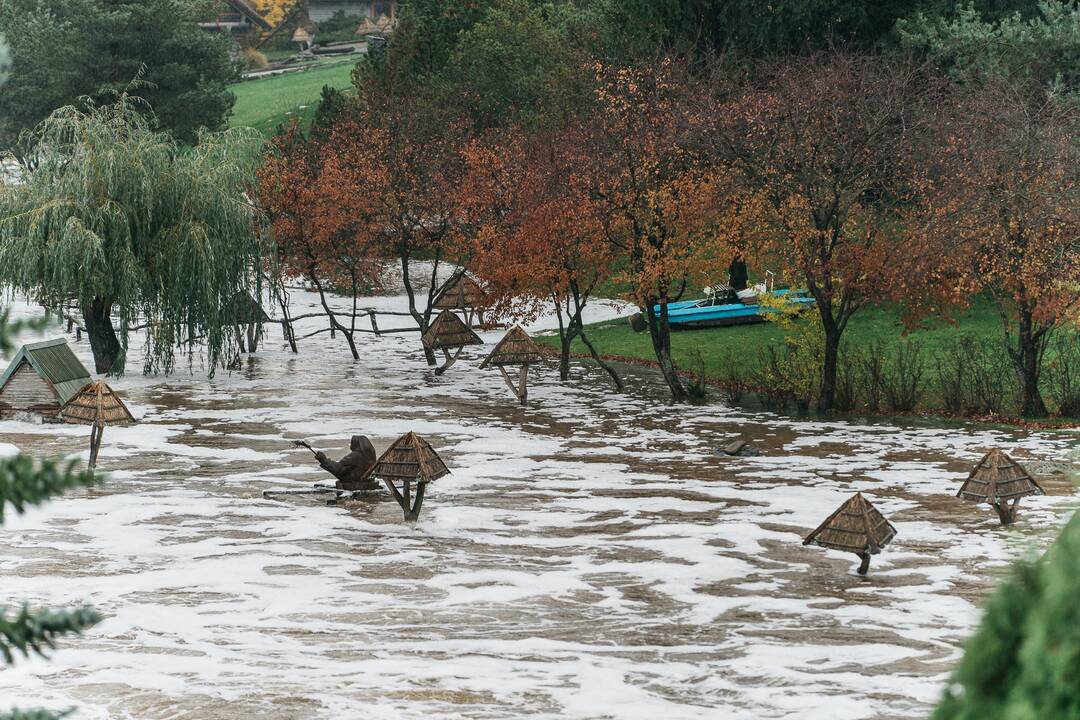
[1,292,1077,720]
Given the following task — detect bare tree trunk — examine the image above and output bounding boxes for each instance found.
[308,269,359,360]
[82,297,123,375]
[401,252,437,366]
[820,321,841,413]
[645,292,688,401]
[1007,304,1049,418]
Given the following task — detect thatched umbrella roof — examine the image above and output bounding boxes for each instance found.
[432,271,486,311]
[422,310,482,350]
[803,492,896,556]
[292,26,313,44]
[370,432,450,485]
[957,449,1044,504]
[480,325,543,368]
[224,291,270,325]
[61,382,135,428]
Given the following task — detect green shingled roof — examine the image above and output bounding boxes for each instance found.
[0,338,93,406]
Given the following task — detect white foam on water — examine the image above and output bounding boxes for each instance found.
[0,291,1076,719]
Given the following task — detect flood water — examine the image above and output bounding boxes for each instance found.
[1,291,1077,720]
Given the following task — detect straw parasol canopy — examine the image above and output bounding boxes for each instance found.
[804,492,896,557]
[432,271,486,311]
[371,431,450,485]
[422,310,482,351]
[957,449,1044,504]
[292,26,313,45]
[480,325,543,369]
[61,382,135,428]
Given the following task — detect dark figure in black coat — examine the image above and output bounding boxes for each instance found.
[315,435,378,491]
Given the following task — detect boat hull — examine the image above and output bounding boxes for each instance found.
[648,293,816,331]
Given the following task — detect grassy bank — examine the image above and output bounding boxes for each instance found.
[537,297,1080,422]
[228,61,356,136]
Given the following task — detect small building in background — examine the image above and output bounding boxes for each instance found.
[199,0,273,34]
[307,1,396,23]
[0,339,93,420]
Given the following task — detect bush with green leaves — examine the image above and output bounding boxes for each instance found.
[934,507,1080,719]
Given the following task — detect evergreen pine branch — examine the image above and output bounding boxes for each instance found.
[0,456,98,524]
[0,605,101,666]
[0,708,75,720]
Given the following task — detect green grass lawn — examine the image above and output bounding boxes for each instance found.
[538,296,1079,419]
[229,61,356,135]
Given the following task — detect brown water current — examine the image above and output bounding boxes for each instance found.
[0,296,1077,720]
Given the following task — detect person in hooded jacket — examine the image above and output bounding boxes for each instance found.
[314,435,379,491]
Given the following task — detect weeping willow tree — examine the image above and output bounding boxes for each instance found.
[0,96,266,375]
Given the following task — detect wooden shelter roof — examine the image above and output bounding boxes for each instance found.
[803,493,896,556]
[480,325,543,368]
[225,291,270,325]
[61,382,135,428]
[422,310,482,350]
[957,449,1044,504]
[292,26,313,43]
[224,0,273,30]
[370,431,450,484]
[0,338,92,406]
[432,271,486,311]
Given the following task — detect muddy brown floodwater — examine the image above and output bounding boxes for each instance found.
[0,293,1077,720]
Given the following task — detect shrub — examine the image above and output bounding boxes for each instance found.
[883,339,925,412]
[242,47,268,70]
[1044,332,1080,417]
[859,340,887,411]
[935,334,1016,416]
[834,344,861,412]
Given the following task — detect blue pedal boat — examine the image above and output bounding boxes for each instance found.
[652,289,816,330]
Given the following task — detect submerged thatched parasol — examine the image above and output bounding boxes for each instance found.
[422,310,483,351]
[370,432,450,521]
[803,493,896,574]
[957,449,1044,524]
[432,271,486,311]
[480,326,543,369]
[371,432,450,485]
[62,382,135,471]
[62,382,135,428]
[958,449,1043,504]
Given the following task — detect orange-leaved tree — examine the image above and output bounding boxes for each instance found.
[256,121,385,360]
[460,126,623,390]
[578,59,723,401]
[908,79,1080,417]
[723,53,934,411]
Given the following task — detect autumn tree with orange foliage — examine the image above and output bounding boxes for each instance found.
[722,53,934,411]
[334,86,475,367]
[460,127,623,390]
[578,60,723,401]
[908,80,1080,417]
[256,121,385,360]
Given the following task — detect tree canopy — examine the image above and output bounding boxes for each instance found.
[0,0,237,152]
[897,0,1080,92]
[0,97,266,375]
